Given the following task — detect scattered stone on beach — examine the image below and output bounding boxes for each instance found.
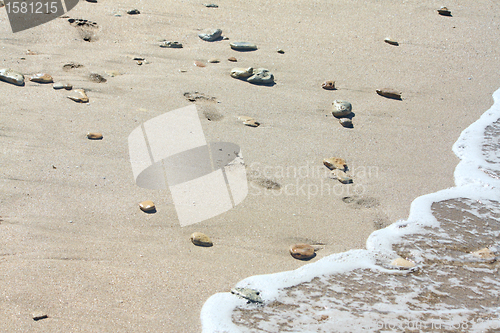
[323,157,347,171]
[238,116,260,127]
[290,244,315,260]
[231,288,263,304]
[332,100,352,117]
[231,67,254,79]
[0,68,24,86]
[26,50,37,55]
[471,248,495,259]
[198,28,222,41]
[159,41,183,48]
[190,232,213,247]
[390,257,416,268]
[32,311,48,321]
[437,6,451,16]
[105,70,121,77]
[139,200,155,212]
[204,3,218,8]
[247,68,274,85]
[89,73,107,83]
[30,73,53,83]
[87,132,103,140]
[376,88,402,100]
[127,9,140,15]
[331,169,353,184]
[277,49,285,54]
[384,37,399,46]
[53,82,72,90]
[183,91,216,102]
[228,56,237,62]
[208,58,220,63]
[322,80,335,90]
[230,41,258,51]
[339,118,353,128]
[63,63,84,71]
[67,89,89,103]
[194,61,206,67]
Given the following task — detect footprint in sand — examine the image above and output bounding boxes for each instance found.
[68,18,99,42]
[183,92,223,121]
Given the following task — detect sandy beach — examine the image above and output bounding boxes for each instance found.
[1,0,500,331]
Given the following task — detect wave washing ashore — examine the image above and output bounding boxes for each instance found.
[200,87,500,332]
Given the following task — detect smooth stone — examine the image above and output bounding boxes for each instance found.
[208,58,220,63]
[53,82,72,90]
[391,258,416,268]
[332,169,353,184]
[322,80,335,90]
[198,28,222,41]
[472,248,495,259]
[30,73,53,83]
[127,9,140,14]
[230,41,257,51]
[159,41,183,48]
[89,73,107,83]
[67,89,89,103]
[242,118,260,127]
[231,67,253,78]
[339,118,353,128]
[290,244,315,260]
[228,57,237,62]
[376,88,402,100]
[139,200,155,212]
[247,68,274,85]
[438,6,451,16]
[0,68,24,86]
[277,49,285,54]
[231,288,263,303]
[190,232,213,247]
[194,61,206,67]
[384,37,399,46]
[204,3,218,7]
[32,311,48,321]
[87,132,103,140]
[332,100,352,117]
[323,157,346,171]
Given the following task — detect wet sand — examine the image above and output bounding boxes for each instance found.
[1,0,500,331]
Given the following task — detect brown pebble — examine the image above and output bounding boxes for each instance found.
[208,58,220,63]
[390,257,416,268]
[194,61,206,67]
[67,89,89,103]
[323,157,346,171]
[190,232,213,247]
[139,200,155,212]
[228,57,237,62]
[376,88,402,100]
[290,244,315,260]
[321,80,335,90]
[472,248,495,259]
[30,73,53,83]
[87,132,103,140]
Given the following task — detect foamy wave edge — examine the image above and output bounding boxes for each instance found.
[200,87,500,333]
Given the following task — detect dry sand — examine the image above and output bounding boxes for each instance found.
[1,0,500,331]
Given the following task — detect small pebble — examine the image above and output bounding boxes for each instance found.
[339,118,353,128]
[228,57,237,62]
[231,67,253,78]
[198,28,222,41]
[127,9,140,15]
[472,248,495,259]
[0,68,24,86]
[67,89,89,103]
[230,41,257,51]
[139,200,155,212]
[32,311,48,321]
[247,68,274,85]
[331,169,353,184]
[390,258,416,268]
[238,116,260,127]
[376,88,402,100]
[203,3,218,8]
[332,100,352,117]
[323,157,346,171]
[53,82,72,90]
[208,58,220,63]
[290,244,315,260]
[30,73,53,83]
[89,73,107,83]
[87,132,103,140]
[159,41,183,48]
[437,6,451,16]
[277,49,285,54]
[190,232,213,247]
[384,37,399,46]
[322,80,335,90]
[194,61,206,67]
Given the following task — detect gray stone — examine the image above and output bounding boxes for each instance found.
[230,67,253,79]
[332,100,352,117]
[198,28,222,41]
[231,287,263,303]
[0,68,24,86]
[204,3,218,7]
[127,9,140,14]
[229,41,257,51]
[247,68,274,85]
[159,41,183,48]
[190,232,213,247]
